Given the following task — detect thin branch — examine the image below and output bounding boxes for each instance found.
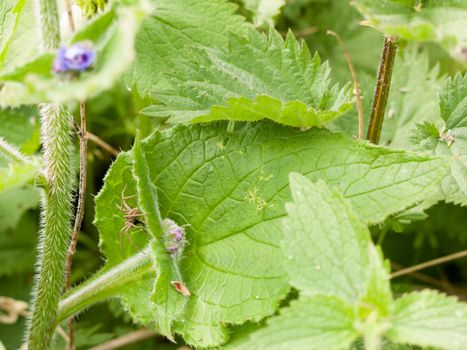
[65,102,88,350]
[65,0,76,32]
[327,30,364,139]
[366,36,397,144]
[391,249,467,279]
[87,132,120,157]
[88,329,158,350]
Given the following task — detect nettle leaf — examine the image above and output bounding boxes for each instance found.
[0,0,151,106]
[142,30,353,128]
[282,175,374,302]
[241,0,286,27]
[351,0,467,62]
[95,122,448,347]
[381,47,441,148]
[228,296,358,350]
[387,290,467,349]
[128,0,249,97]
[411,73,467,203]
[229,175,391,349]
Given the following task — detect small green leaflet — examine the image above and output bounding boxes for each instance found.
[128,0,249,97]
[142,29,352,128]
[95,121,448,347]
[0,0,152,106]
[351,0,467,62]
[411,73,467,203]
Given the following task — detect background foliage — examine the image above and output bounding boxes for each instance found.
[0,0,466,349]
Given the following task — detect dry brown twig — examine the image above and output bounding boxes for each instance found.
[88,329,158,350]
[327,30,365,139]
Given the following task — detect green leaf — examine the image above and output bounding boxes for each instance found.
[96,122,448,347]
[0,106,40,154]
[0,0,40,72]
[0,0,152,106]
[283,174,374,302]
[0,186,40,232]
[411,74,467,202]
[241,0,286,27]
[132,137,187,339]
[387,290,467,349]
[0,210,38,276]
[227,296,358,350]
[282,174,392,345]
[440,73,467,130]
[128,0,249,97]
[142,30,352,128]
[351,0,467,62]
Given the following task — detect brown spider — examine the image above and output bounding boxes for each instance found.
[116,185,145,254]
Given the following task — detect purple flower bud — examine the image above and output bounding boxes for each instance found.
[53,43,95,73]
[171,227,184,241]
[162,218,186,257]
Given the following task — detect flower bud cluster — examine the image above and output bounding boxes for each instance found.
[162,218,186,258]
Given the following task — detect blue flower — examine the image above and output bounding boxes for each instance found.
[53,43,95,73]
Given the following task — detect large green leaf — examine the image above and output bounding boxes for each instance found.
[351,0,467,62]
[127,0,249,97]
[387,290,467,350]
[96,122,448,347]
[228,296,358,350]
[0,0,151,106]
[142,30,352,128]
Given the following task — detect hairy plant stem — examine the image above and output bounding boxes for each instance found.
[28,103,74,350]
[366,36,397,144]
[58,247,154,323]
[27,1,74,349]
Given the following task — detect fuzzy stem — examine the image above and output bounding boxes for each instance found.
[28,104,74,350]
[366,36,397,144]
[58,248,154,323]
[28,1,74,349]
